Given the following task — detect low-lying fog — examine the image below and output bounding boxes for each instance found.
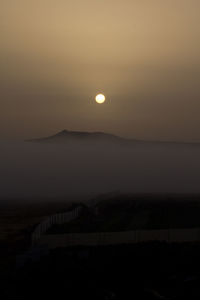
[1,140,200,201]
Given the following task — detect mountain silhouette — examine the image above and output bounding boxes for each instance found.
[27,130,200,147]
[28,130,135,145]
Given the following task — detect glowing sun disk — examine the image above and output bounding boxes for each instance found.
[95,94,105,104]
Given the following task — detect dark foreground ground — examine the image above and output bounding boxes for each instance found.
[0,201,75,279]
[4,242,200,300]
[2,194,200,299]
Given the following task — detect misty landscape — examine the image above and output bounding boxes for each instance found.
[1,0,200,299]
[1,131,200,300]
[1,130,200,200]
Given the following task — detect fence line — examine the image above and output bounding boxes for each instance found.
[31,206,82,245]
[32,205,200,248]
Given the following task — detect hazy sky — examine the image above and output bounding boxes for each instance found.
[1,0,200,141]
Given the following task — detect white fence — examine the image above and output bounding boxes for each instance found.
[32,206,82,245]
[32,205,200,248]
[37,228,200,249]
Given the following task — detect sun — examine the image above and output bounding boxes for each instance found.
[95,93,105,104]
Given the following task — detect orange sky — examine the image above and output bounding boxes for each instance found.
[1,0,200,141]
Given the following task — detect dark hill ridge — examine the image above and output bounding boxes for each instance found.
[50,130,126,141]
[28,129,140,145]
[27,130,200,147]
